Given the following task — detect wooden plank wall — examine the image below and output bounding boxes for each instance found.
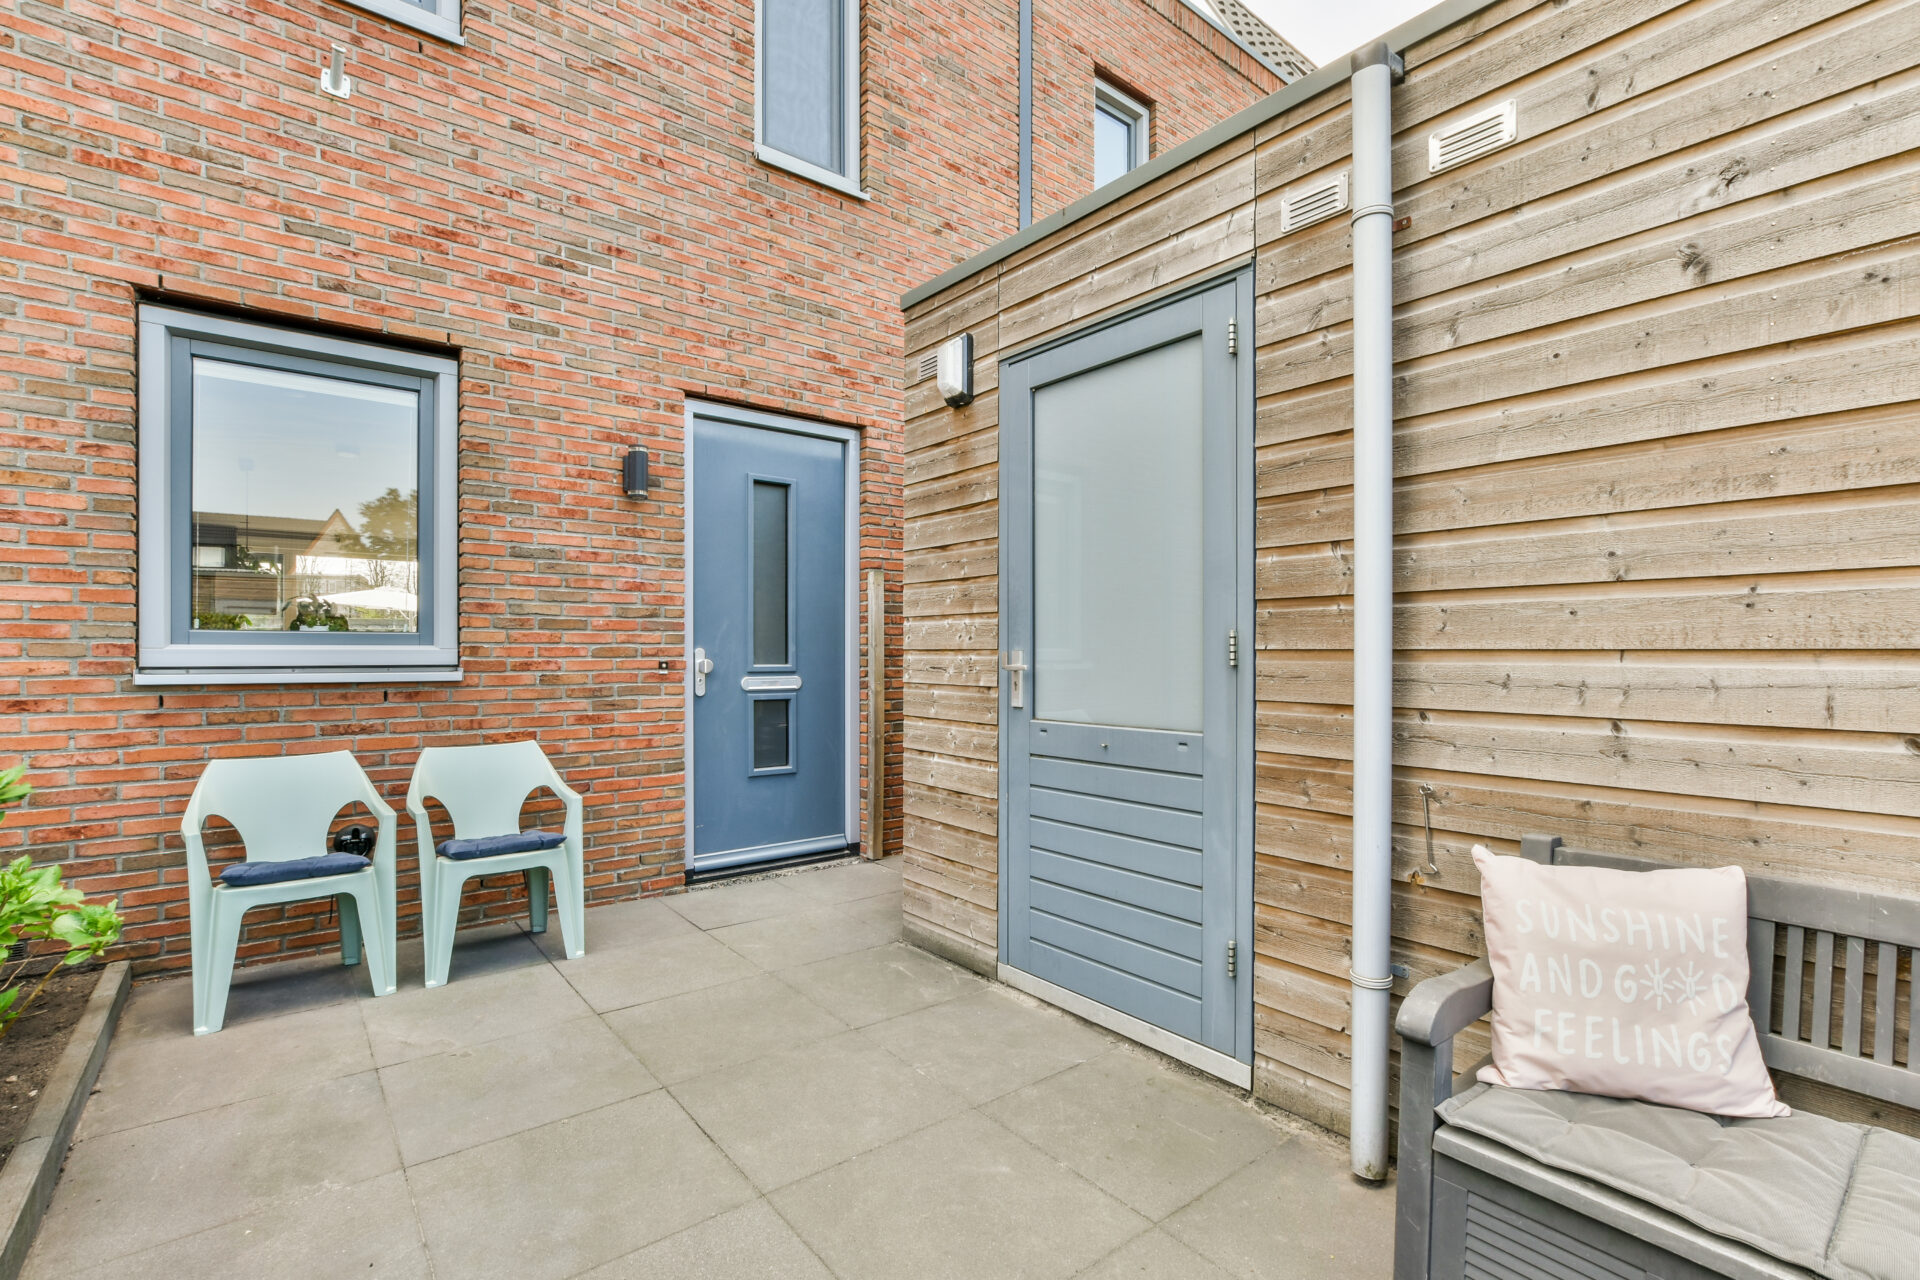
[904,0,1920,1136]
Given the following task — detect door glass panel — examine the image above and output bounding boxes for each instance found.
[752,698,791,770]
[751,480,790,665]
[1032,337,1204,732]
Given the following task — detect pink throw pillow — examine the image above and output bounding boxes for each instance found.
[1473,846,1787,1118]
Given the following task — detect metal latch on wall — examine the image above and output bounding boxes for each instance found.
[1001,650,1027,709]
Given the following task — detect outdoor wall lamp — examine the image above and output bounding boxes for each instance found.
[622,447,649,498]
[936,332,974,407]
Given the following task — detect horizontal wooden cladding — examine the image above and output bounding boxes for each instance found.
[1256,652,1920,734]
[1259,145,1920,372]
[1257,487,1920,596]
[1257,0,1901,289]
[1257,752,1920,891]
[1261,317,1920,469]
[1257,574,1920,650]
[1258,705,1920,819]
[1260,231,1920,409]
[1258,404,1920,540]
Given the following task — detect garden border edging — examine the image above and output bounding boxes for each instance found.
[0,961,129,1280]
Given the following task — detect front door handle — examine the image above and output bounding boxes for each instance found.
[1001,650,1027,709]
[693,647,714,696]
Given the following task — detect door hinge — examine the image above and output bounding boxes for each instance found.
[1226,938,1238,978]
[1226,316,1238,356]
[1226,628,1238,668]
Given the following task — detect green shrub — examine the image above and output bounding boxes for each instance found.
[0,765,122,1037]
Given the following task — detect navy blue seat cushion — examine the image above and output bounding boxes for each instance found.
[436,830,566,861]
[219,853,370,888]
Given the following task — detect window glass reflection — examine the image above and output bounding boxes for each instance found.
[189,359,420,634]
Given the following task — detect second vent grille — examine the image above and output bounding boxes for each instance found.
[1428,99,1518,174]
[1278,171,1350,234]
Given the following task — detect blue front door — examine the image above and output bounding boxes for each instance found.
[691,410,851,872]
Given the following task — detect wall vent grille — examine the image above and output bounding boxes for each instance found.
[915,351,940,383]
[1428,100,1518,174]
[1278,171,1349,234]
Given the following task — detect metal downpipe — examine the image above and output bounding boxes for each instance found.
[1346,40,1401,1184]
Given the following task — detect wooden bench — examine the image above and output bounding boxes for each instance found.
[1394,834,1920,1280]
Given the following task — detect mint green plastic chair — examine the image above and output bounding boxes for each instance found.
[405,740,585,988]
[182,751,398,1035]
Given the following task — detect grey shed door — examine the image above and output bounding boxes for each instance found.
[1000,279,1250,1060]
[691,411,851,872]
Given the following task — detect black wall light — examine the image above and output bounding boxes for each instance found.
[622,447,649,498]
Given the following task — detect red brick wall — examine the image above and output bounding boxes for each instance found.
[0,0,1279,974]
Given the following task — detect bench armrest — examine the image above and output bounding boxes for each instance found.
[1394,958,1493,1280]
[1396,958,1492,1047]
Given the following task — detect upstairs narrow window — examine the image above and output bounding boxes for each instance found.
[757,0,864,198]
[1094,80,1150,189]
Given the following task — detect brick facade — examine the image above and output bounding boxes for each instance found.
[0,0,1283,974]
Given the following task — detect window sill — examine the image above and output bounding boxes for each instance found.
[134,668,465,687]
[334,0,465,45]
[754,145,869,201]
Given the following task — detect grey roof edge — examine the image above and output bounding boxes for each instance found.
[901,0,1510,311]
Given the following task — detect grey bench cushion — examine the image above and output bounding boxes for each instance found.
[436,830,565,860]
[1437,1084,1920,1280]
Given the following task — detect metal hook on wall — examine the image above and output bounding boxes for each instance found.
[1417,783,1439,875]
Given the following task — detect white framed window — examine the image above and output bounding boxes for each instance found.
[337,0,462,44]
[1094,80,1151,189]
[135,305,461,685]
[755,0,866,199]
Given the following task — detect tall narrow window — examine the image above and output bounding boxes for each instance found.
[751,480,791,666]
[757,0,864,197]
[1094,81,1150,189]
[136,305,460,683]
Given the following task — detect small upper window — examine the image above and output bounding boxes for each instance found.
[136,305,460,684]
[1094,81,1150,189]
[338,0,462,43]
[756,0,865,198]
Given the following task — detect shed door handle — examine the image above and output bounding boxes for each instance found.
[693,647,714,696]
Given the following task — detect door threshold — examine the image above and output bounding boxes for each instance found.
[999,964,1252,1089]
[686,845,858,886]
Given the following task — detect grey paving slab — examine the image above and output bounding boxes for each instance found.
[710,891,904,970]
[1075,1228,1235,1280]
[379,1014,659,1165]
[602,972,846,1085]
[23,1170,430,1280]
[579,1198,834,1280]
[531,893,698,958]
[1163,1141,1397,1280]
[119,952,361,1036]
[666,859,900,931]
[392,919,548,988]
[778,939,986,1027]
[409,1091,754,1280]
[78,999,372,1139]
[27,1071,398,1273]
[985,1050,1282,1221]
[864,984,1116,1105]
[772,1110,1149,1280]
[671,1028,966,1190]
[557,926,764,1013]
[362,957,593,1066]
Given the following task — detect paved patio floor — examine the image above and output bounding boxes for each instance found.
[27,858,1393,1280]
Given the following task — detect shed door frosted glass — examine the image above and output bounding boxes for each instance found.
[763,0,847,175]
[1001,279,1248,1063]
